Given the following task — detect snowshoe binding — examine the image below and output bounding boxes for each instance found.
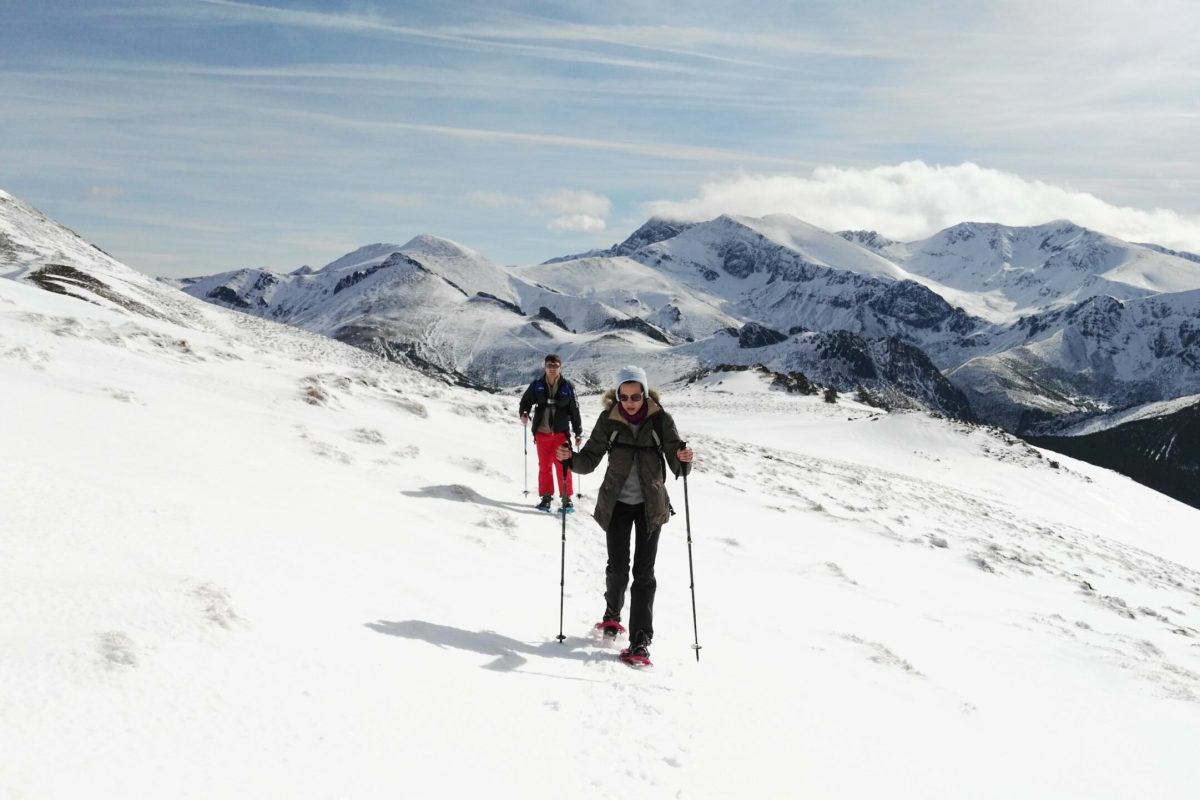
[618,633,652,667]
[594,620,626,640]
[559,497,575,514]
[535,495,553,512]
[618,643,652,667]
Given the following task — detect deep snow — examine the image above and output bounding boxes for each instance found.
[3,275,1200,799]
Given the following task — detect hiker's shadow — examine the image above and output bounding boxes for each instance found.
[366,619,598,675]
[401,485,565,516]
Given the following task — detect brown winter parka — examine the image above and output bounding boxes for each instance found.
[565,389,686,531]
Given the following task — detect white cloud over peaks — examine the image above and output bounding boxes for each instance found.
[548,214,607,233]
[466,188,611,232]
[539,189,610,233]
[539,189,610,217]
[647,162,1200,251]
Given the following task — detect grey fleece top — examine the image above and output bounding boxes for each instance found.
[617,422,644,504]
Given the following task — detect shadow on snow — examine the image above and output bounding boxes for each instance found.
[401,484,566,517]
[366,620,605,678]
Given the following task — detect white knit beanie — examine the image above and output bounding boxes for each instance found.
[614,365,649,395]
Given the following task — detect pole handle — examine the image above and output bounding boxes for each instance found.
[678,440,692,478]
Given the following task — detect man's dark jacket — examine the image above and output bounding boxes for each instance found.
[519,375,583,436]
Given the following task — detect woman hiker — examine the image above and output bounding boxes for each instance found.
[556,365,694,665]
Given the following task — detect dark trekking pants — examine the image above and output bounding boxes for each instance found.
[604,501,662,644]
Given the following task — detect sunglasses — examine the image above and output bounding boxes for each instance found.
[618,392,644,402]
[545,363,561,368]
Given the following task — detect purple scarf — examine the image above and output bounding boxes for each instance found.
[617,402,648,426]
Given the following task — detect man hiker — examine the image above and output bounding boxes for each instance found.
[519,353,583,512]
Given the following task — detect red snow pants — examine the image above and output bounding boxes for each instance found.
[534,431,573,498]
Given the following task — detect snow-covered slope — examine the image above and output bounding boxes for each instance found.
[0,189,206,327]
[4,274,1200,797]
[0,189,130,283]
[512,252,738,340]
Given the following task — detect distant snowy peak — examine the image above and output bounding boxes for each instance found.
[895,219,1200,315]
[727,212,841,245]
[316,237,480,274]
[318,243,405,273]
[1136,242,1200,265]
[303,235,515,305]
[315,233,492,275]
[399,234,485,262]
[541,217,697,264]
[634,213,911,284]
[921,219,1105,261]
[837,229,899,253]
[614,217,698,254]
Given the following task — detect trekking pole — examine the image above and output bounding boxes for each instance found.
[681,442,702,662]
[523,423,529,497]
[556,493,567,643]
[574,436,583,499]
[556,442,573,644]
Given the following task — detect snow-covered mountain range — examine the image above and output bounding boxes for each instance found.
[162,214,975,415]
[167,207,1200,433]
[5,187,1199,505]
[5,188,1200,798]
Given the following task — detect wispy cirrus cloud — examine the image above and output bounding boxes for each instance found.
[441,20,908,62]
[7,0,1199,277]
[466,191,522,209]
[265,107,807,166]
[82,186,125,201]
[133,0,725,76]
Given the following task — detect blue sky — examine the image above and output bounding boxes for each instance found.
[3,0,1199,277]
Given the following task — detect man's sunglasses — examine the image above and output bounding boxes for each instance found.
[545,363,561,368]
[618,392,644,402]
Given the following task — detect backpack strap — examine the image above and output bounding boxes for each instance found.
[650,412,665,452]
[605,412,676,516]
[651,412,668,483]
[607,413,671,483]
